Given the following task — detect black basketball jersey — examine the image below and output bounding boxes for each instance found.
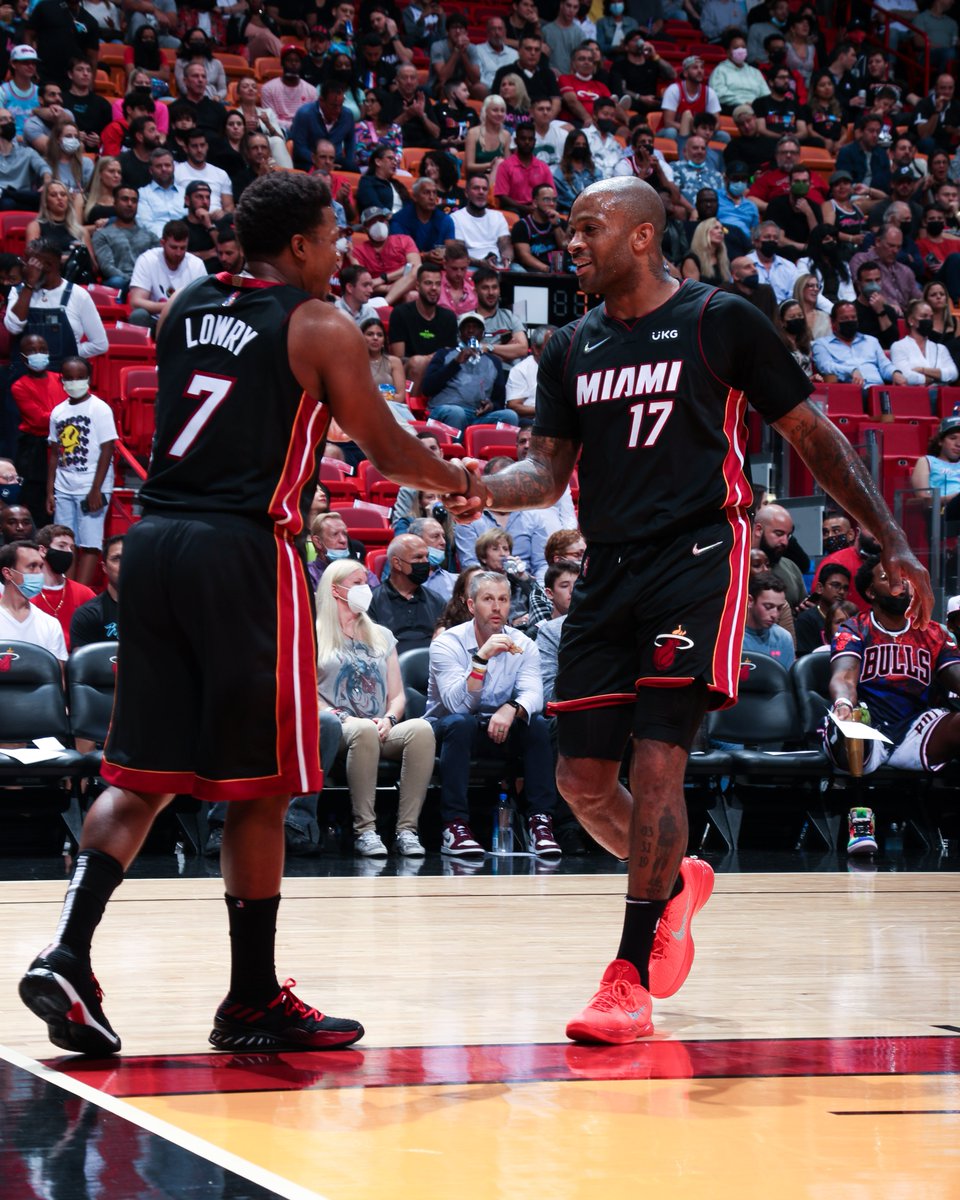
[140,274,329,535]
[533,279,813,544]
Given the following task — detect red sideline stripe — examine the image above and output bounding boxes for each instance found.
[51,1036,960,1097]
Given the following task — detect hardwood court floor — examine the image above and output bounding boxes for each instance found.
[2,870,959,1199]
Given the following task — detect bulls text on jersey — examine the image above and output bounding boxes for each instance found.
[859,642,932,686]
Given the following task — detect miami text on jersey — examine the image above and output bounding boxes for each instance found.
[183,313,259,356]
[575,360,683,407]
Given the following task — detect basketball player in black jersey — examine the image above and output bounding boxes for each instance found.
[448,176,932,1045]
[19,173,485,1057]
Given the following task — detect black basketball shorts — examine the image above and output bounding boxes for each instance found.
[550,510,752,760]
[101,513,323,801]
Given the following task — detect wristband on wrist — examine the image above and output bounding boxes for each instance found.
[832,698,854,713]
[386,714,398,725]
[468,669,486,681]
[471,653,488,665]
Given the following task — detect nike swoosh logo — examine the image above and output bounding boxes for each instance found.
[692,541,723,556]
[584,337,611,353]
[671,897,693,942]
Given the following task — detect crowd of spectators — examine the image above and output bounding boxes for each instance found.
[1,0,960,862]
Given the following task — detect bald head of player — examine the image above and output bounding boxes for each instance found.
[233,172,340,298]
[567,177,676,319]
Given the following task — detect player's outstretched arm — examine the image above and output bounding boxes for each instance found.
[773,399,933,628]
[289,302,484,503]
[446,434,580,519]
[829,656,860,711]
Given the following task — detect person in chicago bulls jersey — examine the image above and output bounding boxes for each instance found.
[826,556,960,775]
[447,176,932,1045]
[19,173,485,1059]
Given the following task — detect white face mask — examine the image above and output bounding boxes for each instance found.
[342,583,372,613]
[63,379,90,399]
[369,220,389,242]
[61,136,81,154]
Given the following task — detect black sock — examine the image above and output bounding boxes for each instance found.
[670,870,684,901]
[54,849,125,959]
[225,894,281,1004]
[617,896,668,990]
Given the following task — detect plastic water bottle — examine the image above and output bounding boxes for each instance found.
[493,792,511,855]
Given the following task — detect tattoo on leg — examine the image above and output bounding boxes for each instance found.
[649,808,681,896]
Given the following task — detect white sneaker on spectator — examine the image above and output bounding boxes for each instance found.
[441,821,484,858]
[355,830,388,857]
[526,813,562,858]
[394,829,425,857]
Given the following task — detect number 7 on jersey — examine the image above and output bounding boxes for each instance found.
[168,372,237,459]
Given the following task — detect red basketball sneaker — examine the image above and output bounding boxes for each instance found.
[648,857,715,999]
[565,960,654,1045]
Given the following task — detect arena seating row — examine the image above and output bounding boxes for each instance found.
[1,642,947,857]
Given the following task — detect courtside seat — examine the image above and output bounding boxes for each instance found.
[0,643,90,787]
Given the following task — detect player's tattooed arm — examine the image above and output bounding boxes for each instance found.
[482,435,581,511]
[773,399,933,627]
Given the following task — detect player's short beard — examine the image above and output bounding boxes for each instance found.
[874,591,910,617]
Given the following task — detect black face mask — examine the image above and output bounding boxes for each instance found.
[784,316,806,335]
[596,119,618,135]
[0,121,16,140]
[759,238,779,258]
[407,561,431,586]
[823,533,849,555]
[837,319,859,340]
[917,318,934,337]
[0,481,20,505]
[874,590,910,617]
[740,272,760,289]
[926,221,945,237]
[45,547,73,575]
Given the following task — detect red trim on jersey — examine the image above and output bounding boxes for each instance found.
[709,508,751,709]
[273,531,323,795]
[635,676,696,689]
[214,273,285,289]
[268,391,331,534]
[719,385,752,508]
[546,692,635,714]
[99,761,195,794]
[696,287,734,391]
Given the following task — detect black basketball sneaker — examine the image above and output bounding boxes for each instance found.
[209,979,364,1051]
[19,944,122,1056]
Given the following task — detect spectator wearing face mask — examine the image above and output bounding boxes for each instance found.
[892,298,959,386]
[853,260,899,349]
[725,254,778,322]
[11,332,60,525]
[812,300,908,385]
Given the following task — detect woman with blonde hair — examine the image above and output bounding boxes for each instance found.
[83,156,123,227]
[234,76,291,168]
[498,72,531,134]
[315,558,436,859]
[25,180,96,271]
[688,218,731,286]
[463,94,511,180]
[793,272,831,340]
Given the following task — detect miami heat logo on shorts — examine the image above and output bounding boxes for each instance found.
[653,626,694,671]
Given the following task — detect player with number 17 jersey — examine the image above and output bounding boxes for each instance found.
[534,280,813,730]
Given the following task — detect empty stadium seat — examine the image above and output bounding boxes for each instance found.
[463,426,519,459]
[866,385,934,419]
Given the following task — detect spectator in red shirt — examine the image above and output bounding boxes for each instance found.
[350,206,422,305]
[493,123,555,217]
[11,334,61,526]
[32,522,95,649]
[558,45,612,126]
[749,135,829,214]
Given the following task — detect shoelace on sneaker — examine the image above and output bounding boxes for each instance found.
[449,823,472,839]
[269,979,324,1022]
[589,978,638,1012]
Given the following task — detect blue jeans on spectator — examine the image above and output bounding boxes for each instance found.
[427,404,519,434]
[429,711,556,824]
